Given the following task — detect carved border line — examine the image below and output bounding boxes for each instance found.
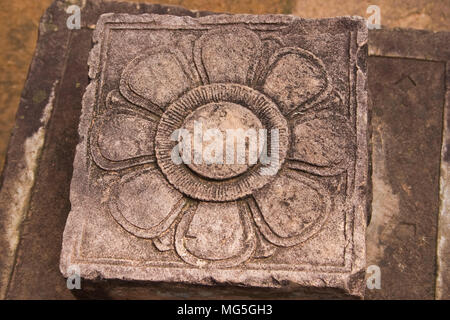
[72,16,367,277]
[77,20,358,272]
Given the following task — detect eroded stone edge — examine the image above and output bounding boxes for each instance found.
[0,82,58,299]
[60,13,369,298]
[350,21,369,298]
[436,65,450,299]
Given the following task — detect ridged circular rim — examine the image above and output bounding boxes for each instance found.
[155,83,289,202]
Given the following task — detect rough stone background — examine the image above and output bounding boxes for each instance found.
[0,0,449,300]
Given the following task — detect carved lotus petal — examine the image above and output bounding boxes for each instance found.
[250,170,331,247]
[175,201,256,268]
[261,47,331,115]
[194,27,261,85]
[287,110,356,176]
[108,168,184,238]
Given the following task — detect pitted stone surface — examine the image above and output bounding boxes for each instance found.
[60,13,369,298]
[182,101,264,180]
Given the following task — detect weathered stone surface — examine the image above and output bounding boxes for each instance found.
[59,13,369,298]
[3,0,448,300]
[367,57,443,299]
[367,29,450,300]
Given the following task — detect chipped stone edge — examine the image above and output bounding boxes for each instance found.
[60,13,369,298]
[352,19,369,298]
[0,81,58,299]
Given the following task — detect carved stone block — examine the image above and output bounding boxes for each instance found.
[60,13,369,298]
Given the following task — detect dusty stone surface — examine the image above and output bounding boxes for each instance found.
[59,13,369,298]
[367,57,443,299]
[366,29,450,300]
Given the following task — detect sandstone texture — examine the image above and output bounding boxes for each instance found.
[59,13,369,298]
[2,0,448,300]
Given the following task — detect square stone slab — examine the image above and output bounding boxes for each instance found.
[60,13,369,298]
